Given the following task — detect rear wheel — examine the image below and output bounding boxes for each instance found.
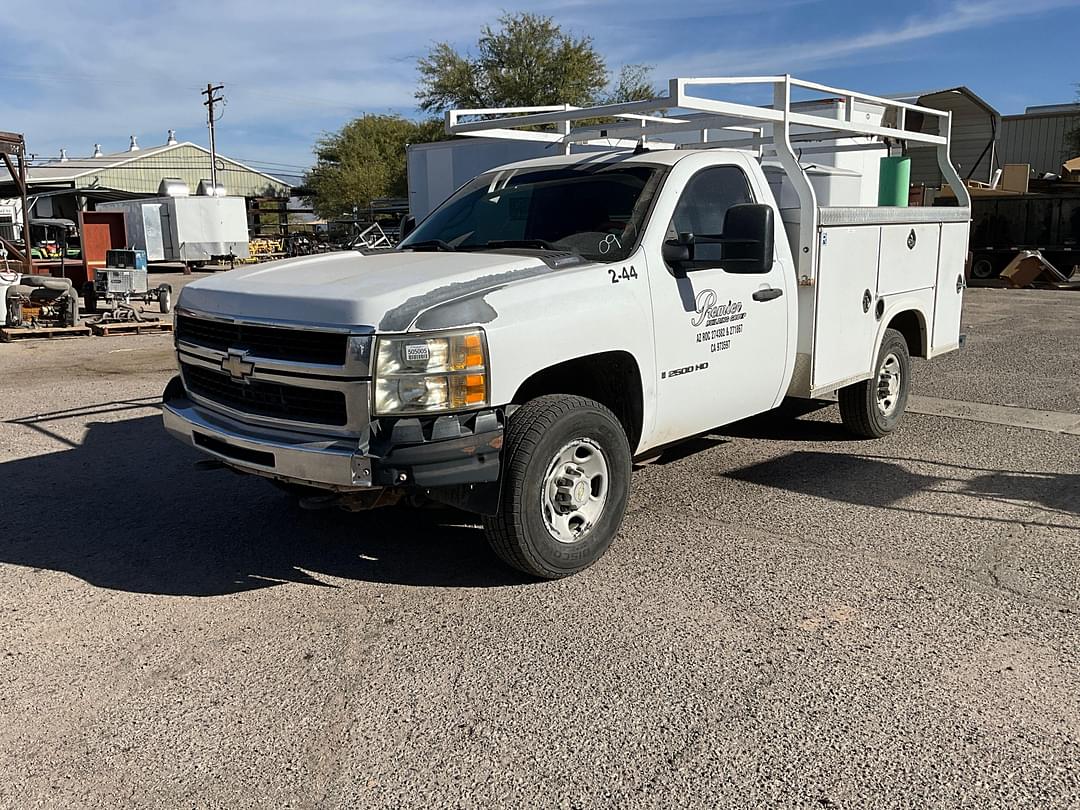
[484,394,631,579]
[838,328,911,438]
[971,254,997,279]
[158,284,172,313]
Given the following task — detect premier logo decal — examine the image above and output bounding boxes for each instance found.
[692,289,744,328]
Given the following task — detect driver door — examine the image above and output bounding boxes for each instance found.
[648,160,790,444]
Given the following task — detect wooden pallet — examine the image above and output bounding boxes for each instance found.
[89,320,174,337]
[0,324,92,342]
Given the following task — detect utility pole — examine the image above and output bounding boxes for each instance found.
[202,83,225,195]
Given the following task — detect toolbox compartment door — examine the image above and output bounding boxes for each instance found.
[811,225,880,391]
[931,222,968,353]
[877,223,939,295]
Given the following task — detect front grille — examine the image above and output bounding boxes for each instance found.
[182,363,348,426]
[176,314,348,366]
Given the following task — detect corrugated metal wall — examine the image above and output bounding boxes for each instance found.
[1001,112,1080,175]
[72,144,288,198]
[907,92,998,187]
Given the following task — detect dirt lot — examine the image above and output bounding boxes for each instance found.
[1,285,1078,808]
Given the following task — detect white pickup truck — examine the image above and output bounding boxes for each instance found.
[163,76,970,578]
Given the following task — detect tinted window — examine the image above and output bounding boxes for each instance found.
[669,165,754,238]
[402,164,665,262]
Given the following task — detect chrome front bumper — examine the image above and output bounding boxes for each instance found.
[163,393,373,490]
[163,377,505,499]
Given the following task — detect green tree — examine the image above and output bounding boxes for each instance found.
[417,12,653,113]
[602,63,657,104]
[303,115,442,218]
[1062,83,1080,160]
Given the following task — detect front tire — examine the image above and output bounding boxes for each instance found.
[484,394,631,579]
[838,328,911,438]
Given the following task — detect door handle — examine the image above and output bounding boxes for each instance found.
[752,287,783,302]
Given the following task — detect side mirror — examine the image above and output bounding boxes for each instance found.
[662,237,692,266]
[399,214,417,240]
[720,204,774,274]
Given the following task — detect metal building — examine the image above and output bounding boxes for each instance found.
[1001,104,1080,176]
[0,135,289,224]
[894,88,1001,188]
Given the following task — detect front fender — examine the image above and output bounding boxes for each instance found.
[478,254,656,411]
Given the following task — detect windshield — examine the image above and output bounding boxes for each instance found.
[401,162,665,262]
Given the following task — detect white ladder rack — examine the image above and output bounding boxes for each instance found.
[446,75,971,283]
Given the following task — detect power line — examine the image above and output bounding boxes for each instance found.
[25,155,312,170]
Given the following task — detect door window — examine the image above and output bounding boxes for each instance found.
[668,166,754,239]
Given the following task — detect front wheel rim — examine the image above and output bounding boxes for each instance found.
[541,438,610,543]
[876,352,902,417]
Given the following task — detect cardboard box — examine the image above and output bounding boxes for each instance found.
[1062,156,1080,182]
[1000,250,1069,287]
[1001,163,1031,194]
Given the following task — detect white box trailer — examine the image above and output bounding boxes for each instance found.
[406,138,629,220]
[408,139,553,220]
[97,196,250,264]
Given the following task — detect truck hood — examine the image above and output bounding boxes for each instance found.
[177,250,581,331]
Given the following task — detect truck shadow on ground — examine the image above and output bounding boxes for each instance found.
[726,451,1080,525]
[0,411,529,596]
[720,399,857,443]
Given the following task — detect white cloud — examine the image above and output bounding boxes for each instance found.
[0,0,1072,169]
[655,0,1078,79]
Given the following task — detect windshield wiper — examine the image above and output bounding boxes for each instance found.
[483,239,560,251]
[401,239,456,252]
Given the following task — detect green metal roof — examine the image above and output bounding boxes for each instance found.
[26,142,290,198]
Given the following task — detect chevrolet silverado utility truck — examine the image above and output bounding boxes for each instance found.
[163,76,970,578]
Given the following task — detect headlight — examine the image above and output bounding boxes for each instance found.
[374,329,488,415]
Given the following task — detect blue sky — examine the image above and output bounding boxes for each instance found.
[2,0,1077,183]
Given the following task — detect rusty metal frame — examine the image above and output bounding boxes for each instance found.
[0,130,32,274]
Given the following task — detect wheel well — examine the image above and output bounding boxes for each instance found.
[886,309,927,358]
[512,351,644,450]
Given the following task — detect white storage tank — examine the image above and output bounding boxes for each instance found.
[763,163,866,209]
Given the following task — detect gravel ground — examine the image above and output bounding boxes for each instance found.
[0,287,1077,808]
[911,288,1080,414]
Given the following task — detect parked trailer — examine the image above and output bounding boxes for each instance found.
[97,196,251,267]
[963,192,1080,278]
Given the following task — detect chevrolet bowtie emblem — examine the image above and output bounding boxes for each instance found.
[221,348,254,381]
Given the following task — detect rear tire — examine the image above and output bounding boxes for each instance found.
[158,284,172,313]
[971,254,997,279]
[839,328,911,438]
[483,394,631,579]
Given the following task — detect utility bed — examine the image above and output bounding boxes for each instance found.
[445,74,972,399]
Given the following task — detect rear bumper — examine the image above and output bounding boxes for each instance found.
[162,376,503,492]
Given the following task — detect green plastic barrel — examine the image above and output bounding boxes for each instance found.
[878,156,911,207]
